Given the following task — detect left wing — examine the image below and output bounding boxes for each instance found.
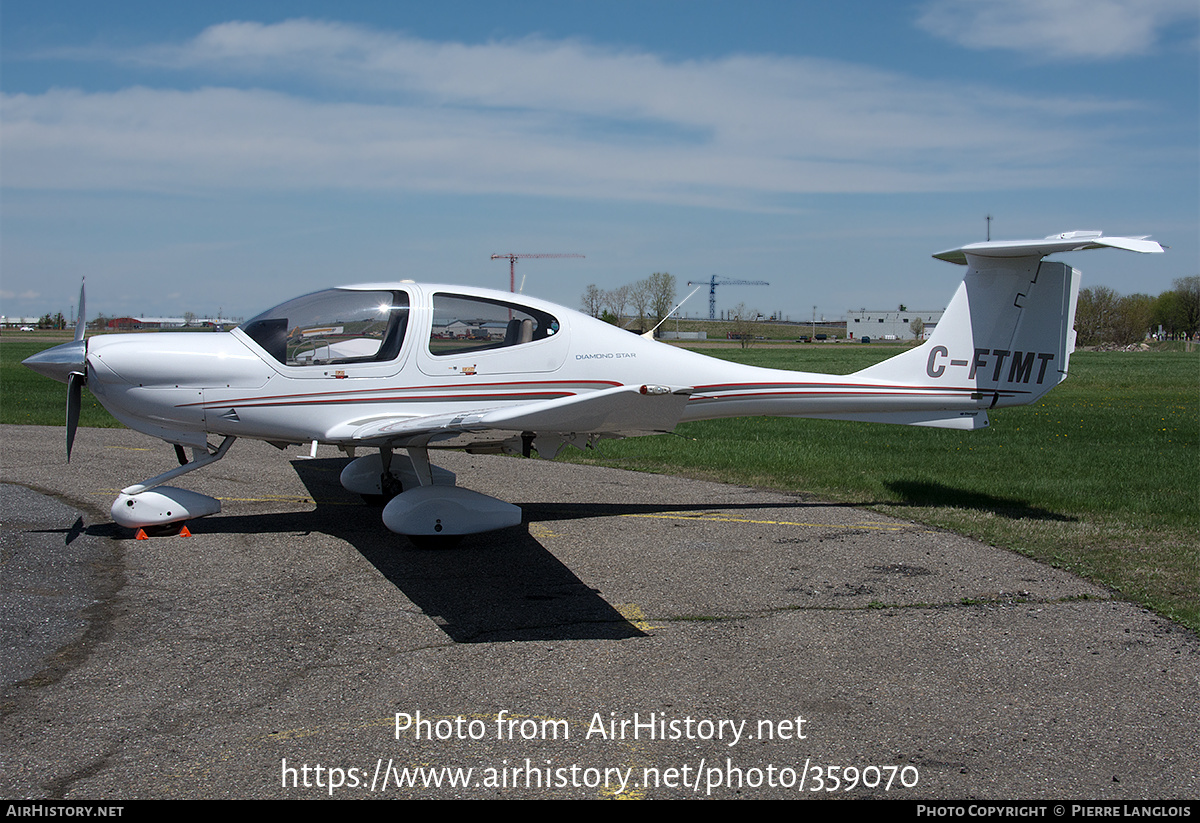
[329,384,693,447]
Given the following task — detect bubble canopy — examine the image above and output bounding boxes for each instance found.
[239,288,409,366]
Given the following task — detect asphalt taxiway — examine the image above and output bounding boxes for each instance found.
[2,424,1197,799]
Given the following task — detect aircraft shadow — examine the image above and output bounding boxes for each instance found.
[28,515,111,544]
[514,497,850,523]
[221,457,652,643]
[276,459,867,643]
[882,480,1077,522]
[64,460,1074,644]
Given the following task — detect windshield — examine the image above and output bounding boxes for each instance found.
[239,288,409,366]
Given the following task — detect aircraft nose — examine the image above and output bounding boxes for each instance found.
[22,339,87,384]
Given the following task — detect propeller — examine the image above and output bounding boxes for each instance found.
[67,372,83,460]
[22,279,88,460]
[74,278,86,344]
[66,278,86,460]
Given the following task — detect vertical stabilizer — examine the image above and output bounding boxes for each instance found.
[854,232,1160,410]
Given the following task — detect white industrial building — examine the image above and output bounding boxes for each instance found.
[845,309,943,341]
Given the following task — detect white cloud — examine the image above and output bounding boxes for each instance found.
[917,0,1199,59]
[1,20,1162,206]
[0,290,41,301]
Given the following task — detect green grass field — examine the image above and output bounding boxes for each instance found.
[567,344,1199,631]
[2,335,123,428]
[4,333,1197,630]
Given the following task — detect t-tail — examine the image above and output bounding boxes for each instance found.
[818,231,1164,431]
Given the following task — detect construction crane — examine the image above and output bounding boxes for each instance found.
[490,253,584,293]
[687,275,770,320]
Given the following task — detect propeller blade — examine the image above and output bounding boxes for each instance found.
[74,278,86,343]
[66,371,83,461]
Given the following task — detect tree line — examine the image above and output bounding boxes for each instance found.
[36,312,68,330]
[1075,276,1198,346]
[581,273,677,331]
[578,274,1197,347]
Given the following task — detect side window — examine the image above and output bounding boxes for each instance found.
[240,289,409,366]
[429,294,559,357]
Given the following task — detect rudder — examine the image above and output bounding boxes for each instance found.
[856,256,1079,408]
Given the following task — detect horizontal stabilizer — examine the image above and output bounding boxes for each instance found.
[934,232,1164,265]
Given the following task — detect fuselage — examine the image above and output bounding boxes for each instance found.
[69,282,990,450]
[21,232,1161,536]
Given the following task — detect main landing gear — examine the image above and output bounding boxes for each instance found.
[110,439,520,546]
[340,445,521,546]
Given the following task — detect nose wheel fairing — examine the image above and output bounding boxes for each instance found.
[107,437,236,531]
[111,487,221,529]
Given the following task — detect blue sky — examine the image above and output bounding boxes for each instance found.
[2,1,1196,323]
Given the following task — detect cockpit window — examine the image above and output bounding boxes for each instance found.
[239,289,409,366]
[429,293,559,356]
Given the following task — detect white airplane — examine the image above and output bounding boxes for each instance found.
[24,231,1162,544]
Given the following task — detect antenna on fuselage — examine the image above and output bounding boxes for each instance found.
[641,285,703,340]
